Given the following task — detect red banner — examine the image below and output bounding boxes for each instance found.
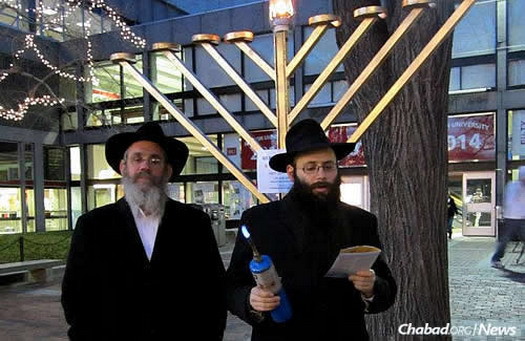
[448,114,495,161]
[241,130,277,170]
[328,126,365,167]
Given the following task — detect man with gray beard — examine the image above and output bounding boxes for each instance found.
[62,122,226,340]
[226,119,396,340]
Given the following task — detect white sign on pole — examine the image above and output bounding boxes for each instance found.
[256,149,293,194]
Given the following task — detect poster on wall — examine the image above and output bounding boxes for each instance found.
[256,149,293,194]
[448,113,495,161]
[510,110,525,159]
[328,125,365,167]
[241,130,277,169]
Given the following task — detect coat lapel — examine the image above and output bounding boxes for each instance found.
[116,199,151,265]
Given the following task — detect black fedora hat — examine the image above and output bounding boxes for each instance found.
[269,119,355,172]
[105,122,189,181]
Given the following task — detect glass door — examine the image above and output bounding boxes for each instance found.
[462,172,495,236]
[340,175,369,211]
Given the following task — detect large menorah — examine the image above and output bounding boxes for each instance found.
[110,0,475,204]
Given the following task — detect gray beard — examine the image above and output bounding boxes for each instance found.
[121,176,167,217]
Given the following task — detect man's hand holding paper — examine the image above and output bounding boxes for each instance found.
[349,269,375,297]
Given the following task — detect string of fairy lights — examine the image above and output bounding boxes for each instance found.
[0,0,147,120]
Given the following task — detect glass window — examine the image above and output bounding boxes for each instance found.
[179,135,219,175]
[187,181,219,204]
[85,8,103,35]
[151,51,183,94]
[0,0,28,31]
[69,146,81,181]
[0,142,19,183]
[508,59,525,87]
[62,111,78,131]
[64,5,84,39]
[195,43,240,88]
[167,183,185,202]
[44,188,68,231]
[222,133,242,174]
[222,180,256,220]
[152,102,182,121]
[87,144,119,179]
[461,63,495,89]
[195,157,219,174]
[70,186,82,228]
[269,86,295,108]
[508,0,525,53]
[0,187,21,234]
[24,144,33,181]
[449,67,460,91]
[452,0,496,58]
[122,56,143,99]
[244,34,274,83]
[44,146,66,181]
[87,62,121,103]
[87,184,117,211]
[196,97,217,115]
[508,109,525,160]
[183,47,193,91]
[25,188,35,233]
[305,83,331,107]
[303,27,343,75]
[219,94,242,113]
[333,80,348,102]
[450,63,496,90]
[245,89,270,112]
[59,67,77,102]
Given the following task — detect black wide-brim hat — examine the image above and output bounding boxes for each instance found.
[269,119,356,172]
[105,122,189,181]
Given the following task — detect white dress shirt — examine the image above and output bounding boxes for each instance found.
[129,205,161,260]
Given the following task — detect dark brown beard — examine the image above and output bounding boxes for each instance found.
[290,171,341,206]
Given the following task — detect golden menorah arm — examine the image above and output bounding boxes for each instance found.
[286,24,329,78]
[320,7,426,130]
[288,17,378,124]
[198,42,277,127]
[235,41,276,81]
[112,56,270,203]
[286,14,342,78]
[347,0,477,143]
[160,48,264,151]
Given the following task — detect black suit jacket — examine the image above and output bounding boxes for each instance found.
[226,195,396,341]
[62,198,226,340]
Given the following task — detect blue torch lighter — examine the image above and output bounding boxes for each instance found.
[241,224,292,323]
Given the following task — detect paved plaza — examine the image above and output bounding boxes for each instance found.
[0,235,523,340]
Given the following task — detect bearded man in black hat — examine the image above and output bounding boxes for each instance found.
[226,119,396,340]
[61,122,226,340]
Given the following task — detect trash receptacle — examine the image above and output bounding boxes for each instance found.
[199,204,226,247]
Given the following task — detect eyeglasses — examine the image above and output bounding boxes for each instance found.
[300,162,337,175]
[128,154,165,167]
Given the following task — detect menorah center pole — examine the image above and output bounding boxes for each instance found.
[274,29,290,149]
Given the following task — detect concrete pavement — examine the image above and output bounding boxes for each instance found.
[0,235,523,340]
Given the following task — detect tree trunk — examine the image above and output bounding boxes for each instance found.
[332,0,454,338]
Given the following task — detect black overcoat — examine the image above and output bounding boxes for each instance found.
[61,198,227,340]
[226,195,397,341]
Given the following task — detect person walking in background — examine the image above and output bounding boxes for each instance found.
[491,166,525,269]
[61,122,227,340]
[226,119,397,340]
[447,194,458,239]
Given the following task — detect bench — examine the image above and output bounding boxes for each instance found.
[0,259,63,283]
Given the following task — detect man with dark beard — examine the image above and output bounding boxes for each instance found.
[61,122,226,340]
[226,119,396,341]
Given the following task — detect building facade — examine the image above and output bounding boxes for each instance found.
[0,0,523,237]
